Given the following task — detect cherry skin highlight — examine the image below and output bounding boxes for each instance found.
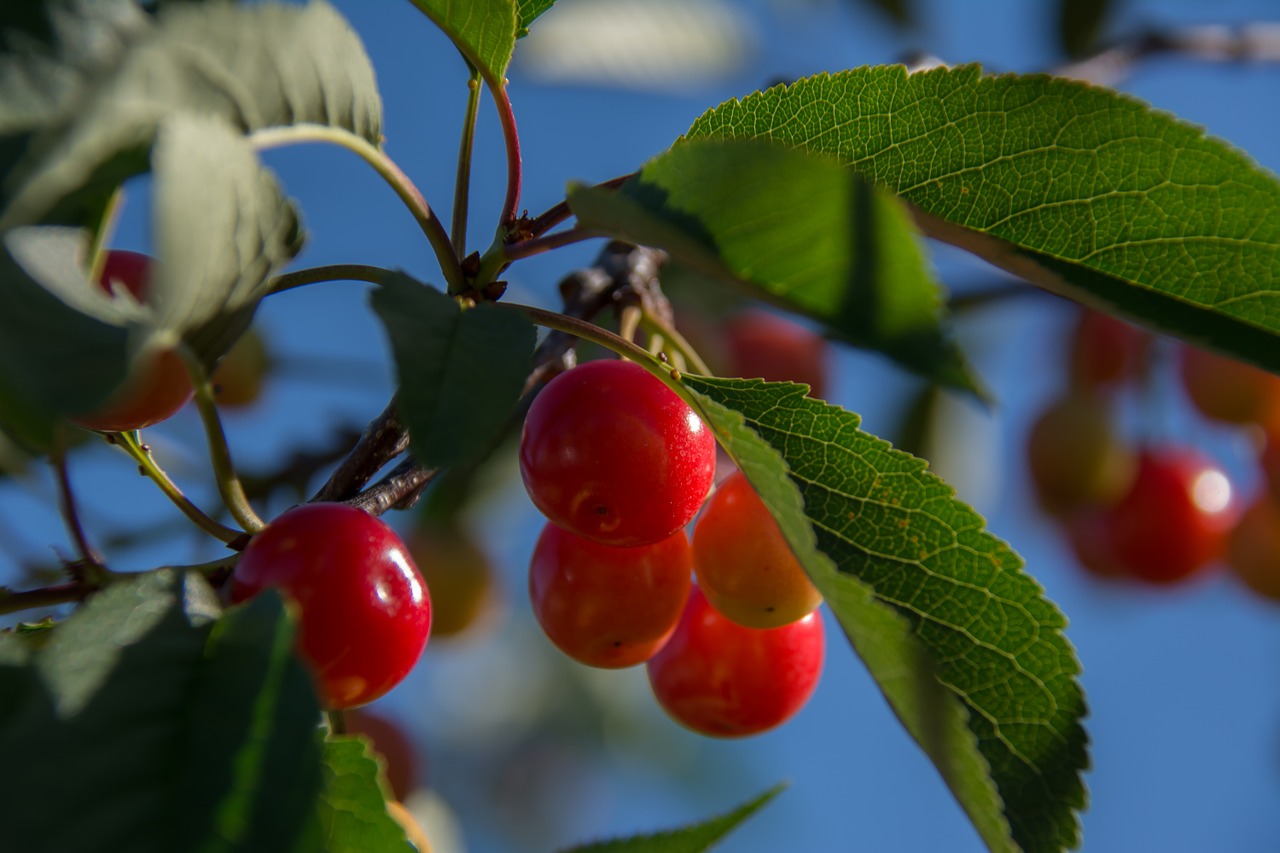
[230,503,432,708]
[529,522,692,668]
[646,586,824,738]
[519,359,716,547]
[692,470,822,629]
[74,250,194,432]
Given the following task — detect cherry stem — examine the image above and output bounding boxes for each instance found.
[178,348,266,534]
[494,83,523,232]
[269,263,390,295]
[326,709,348,735]
[311,397,409,503]
[250,125,465,294]
[504,227,603,261]
[452,64,483,257]
[113,432,245,546]
[522,174,633,239]
[639,312,712,376]
[618,304,643,344]
[52,433,104,571]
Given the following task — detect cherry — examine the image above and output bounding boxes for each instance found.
[1068,308,1149,392]
[346,709,419,801]
[1062,511,1127,579]
[1096,448,1235,584]
[1026,391,1135,515]
[691,470,822,628]
[1178,344,1280,426]
[723,309,828,398]
[230,503,431,708]
[1226,494,1280,602]
[408,522,497,640]
[73,250,194,431]
[212,327,271,409]
[519,358,716,547]
[528,522,692,668]
[646,586,824,738]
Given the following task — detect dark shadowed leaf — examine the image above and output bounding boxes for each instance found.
[681,375,1088,853]
[559,783,785,853]
[1,0,381,229]
[569,140,980,396]
[371,272,535,469]
[0,571,327,853]
[684,65,1280,378]
[407,0,518,85]
[316,738,415,852]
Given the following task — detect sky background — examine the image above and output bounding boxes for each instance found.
[4,1,1280,851]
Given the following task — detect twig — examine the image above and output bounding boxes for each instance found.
[1058,21,1280,85]
[52,437,102,569]
[311,397,409,503]
[344,458,439,516]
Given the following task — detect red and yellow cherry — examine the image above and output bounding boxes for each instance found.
[646,586,824,738]
[691,470,822,629]
[212,328,271,409]
[73,250,194,431]
[723,310,828,399]
[1068,308,1149,392]
[1178,344,1280,426]
[520,358,716,547]
[1099,448,1235,584]
[408,523,497,640]
[230,503,432,708]
[346,709,420,801]
[1026,391,1135,515]
[528,522,692,668]
[1226,494,1280,602]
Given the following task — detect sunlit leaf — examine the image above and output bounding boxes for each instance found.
[316,738,415,852]
[407,0,518,86]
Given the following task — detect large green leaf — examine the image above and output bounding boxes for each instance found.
[1,0,381,229]
[559,783,784,853]
[569,140,980,395]
[371,272,535,469]
[407,0,518,86]
[681,375,1087,853]
[0,571,328,853]
[684,65,1280,376]
[316,738,415,853]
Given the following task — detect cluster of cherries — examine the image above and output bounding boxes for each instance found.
[1028,307,1280,599]
[519,357,826,737]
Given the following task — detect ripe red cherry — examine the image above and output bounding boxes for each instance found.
[1178,344,1280,426]
[230,503,432,708]
[529,522,692,668]
[73,250,195,432]
[723,310,828,399]
[646,586,824,738]
[1068,308,1149,392]
[520,359,716,547]
[1099,448,1235,584]
[692,470,822,629]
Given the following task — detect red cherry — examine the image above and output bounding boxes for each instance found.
[1098,448,1235,584]
[73,250,194,432]
[1178,344,1280,426]
[1068,308,1149,391]
[723,310,828,398]
[1226,494,1280,602]
[519,359,716,547]
[646,586,824,738]
[230,503,432,708]
[529,522,691,668]
[692,470,822,629]
[346,709,420,800]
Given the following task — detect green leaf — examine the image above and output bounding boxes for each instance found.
[569,140,981,396]
[517,0,556,37]
[316,738,415,853]
[1056,0,1113,58]
[1,0,382,229]
[151,114,304,371]
[559,783,785,853]
[0,571,328,853]
[407,0,518,86]
[371,272,535,469]
[681,376,1087,853]
[684,66,1280,378]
